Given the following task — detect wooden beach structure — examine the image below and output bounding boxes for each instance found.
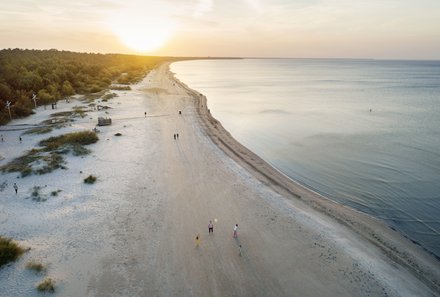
[97,117,112,126]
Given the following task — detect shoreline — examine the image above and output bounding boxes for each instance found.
[167,62,440,292]
[2,62,440,296]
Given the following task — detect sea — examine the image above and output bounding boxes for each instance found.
[170,59,440,258]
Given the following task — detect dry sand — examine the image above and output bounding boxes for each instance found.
[1,62,439,296]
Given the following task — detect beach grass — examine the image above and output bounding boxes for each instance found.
[102,93,118,101]
[26,260,45,272]
[50,190,62,196]
[37,278,55,292]
[0,236,25,267]
[0,131,98,177]
[84,175,97,184]
[0,149,40,177]
[39,131,98,150]
[110,85,131,91]
[22,126,53,135]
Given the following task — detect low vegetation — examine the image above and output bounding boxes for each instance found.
[110,85,131,91]
[0,236,25,267]
[26,260,45,272]
[84,175,97,184]
[22,126,53,135]
[39,131,98,150]
[102,92,118,101]
[37,278,55,293]
[0,131,98,177]
[51,189,62,196]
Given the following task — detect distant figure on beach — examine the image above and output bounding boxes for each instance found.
[195,234,200,247]
[369,108,372,112]
[144,111,147,117]
[238,245,242,256]
[173,134,176,140]
[179,110,181,115]
[1,135,3,142]
[177,133,179,139]
[13,183,18,194]
[19,137,22,142]
[208,221,214,234]
[233,224,238,238]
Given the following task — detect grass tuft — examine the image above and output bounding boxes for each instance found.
[0,236,25,267]
[51,190,62,196]
[26,260,45,272]
[84,175,97,184]
[37,278,55,292]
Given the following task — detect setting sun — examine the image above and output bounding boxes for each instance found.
[109,16,174,53]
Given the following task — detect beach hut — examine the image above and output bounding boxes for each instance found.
[98,117,112,126]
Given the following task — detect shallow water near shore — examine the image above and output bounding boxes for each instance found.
[171,58,440,258]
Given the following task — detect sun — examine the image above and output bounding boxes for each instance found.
[109,16,174,53]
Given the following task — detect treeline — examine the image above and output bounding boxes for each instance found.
[0,49,175,124]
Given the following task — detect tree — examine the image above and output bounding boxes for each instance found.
[61,80,74,97]
[0,83,12,99]
[37,89,53,105]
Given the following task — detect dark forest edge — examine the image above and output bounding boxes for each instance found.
[0,49,197,125]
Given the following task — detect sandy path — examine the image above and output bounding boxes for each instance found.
[86,64,439,297]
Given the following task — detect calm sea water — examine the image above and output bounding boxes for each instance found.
[171,59,440,258]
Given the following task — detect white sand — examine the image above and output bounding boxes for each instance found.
[0,63,439,296]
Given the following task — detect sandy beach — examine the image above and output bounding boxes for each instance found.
[1,62,439,296]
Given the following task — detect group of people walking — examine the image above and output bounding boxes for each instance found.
[195,221,241,255]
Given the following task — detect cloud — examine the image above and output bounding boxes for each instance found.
[243,0,262,13]
[194,0,213,17]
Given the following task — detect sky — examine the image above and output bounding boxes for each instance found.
[0,0,439,59]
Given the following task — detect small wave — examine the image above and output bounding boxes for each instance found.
[259,109,290,115]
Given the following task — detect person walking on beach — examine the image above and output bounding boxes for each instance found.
[195,234,201,247]
[173,134,176,140]
[208,221,214,234]
[13,183,18,194]
[238,245,242,257]
[233,224,238,238]
[144,111,147,117]
[177,133,179,139]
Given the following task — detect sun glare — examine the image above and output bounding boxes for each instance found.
[109,16,174,53]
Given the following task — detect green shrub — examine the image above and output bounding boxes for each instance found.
[84,175,97,184]
[37,278,55,292]
[0,236,25,267]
